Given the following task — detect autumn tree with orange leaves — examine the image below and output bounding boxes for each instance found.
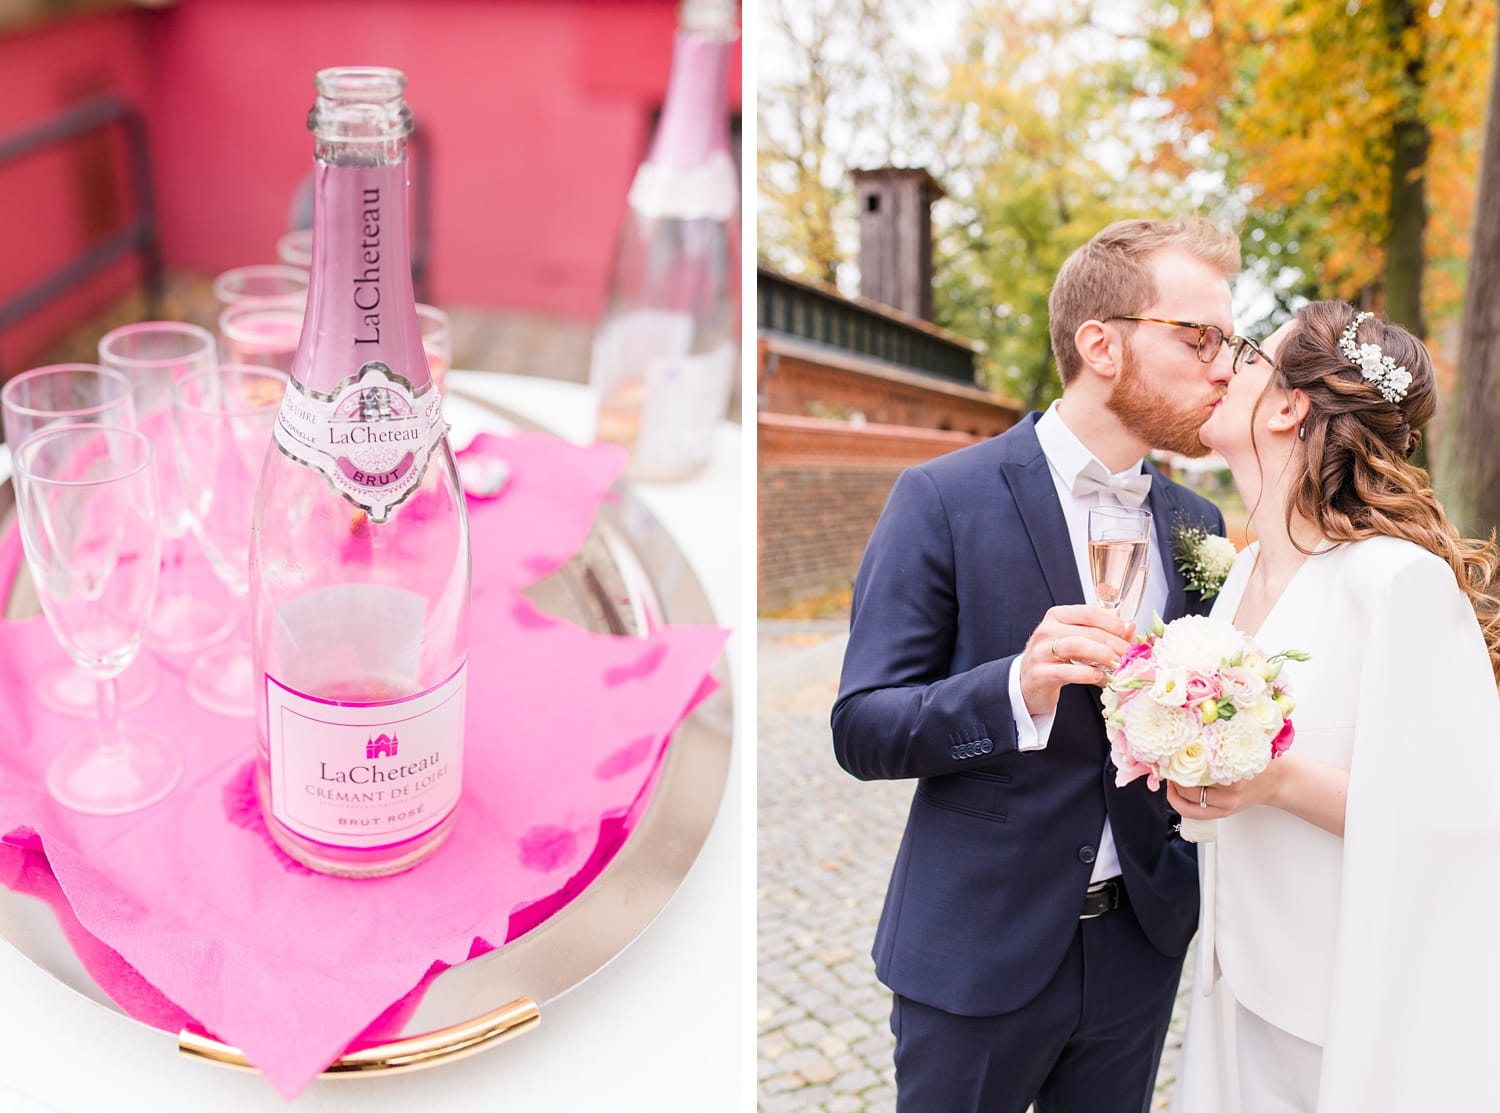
[1149,0,1495,338]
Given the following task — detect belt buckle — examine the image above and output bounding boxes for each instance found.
[1079,879,1117,921]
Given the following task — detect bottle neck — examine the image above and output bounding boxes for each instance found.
[646,28,733,172]
[294,148,426,396]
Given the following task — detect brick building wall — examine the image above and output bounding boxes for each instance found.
[758,414,980,613]
[759,336,1015,437]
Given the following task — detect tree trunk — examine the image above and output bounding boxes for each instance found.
[1382,0,1427,339]
[1384,117,1428,340]
[1452,19,1500,534]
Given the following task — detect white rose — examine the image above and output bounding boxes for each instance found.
[1121,693,1201,764]
[1250,695,1282,731]
[1150,667,1190,707]
[1155,615,1246,672]
[1163,740,1211,786]
[1207,709,1273,783]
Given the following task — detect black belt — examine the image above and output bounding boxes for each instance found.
[1079,877,1126,920]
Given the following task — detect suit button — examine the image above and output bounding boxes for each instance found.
[979,738,993,754]
[1078,846,1097,864]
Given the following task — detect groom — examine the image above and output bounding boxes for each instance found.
[832,219,1237,1112]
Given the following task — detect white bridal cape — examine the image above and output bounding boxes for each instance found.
[1171,536,1500,1113]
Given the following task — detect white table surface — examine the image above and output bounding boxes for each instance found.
[0,370,746,1112]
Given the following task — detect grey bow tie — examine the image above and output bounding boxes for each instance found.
[1072,460,1152,508]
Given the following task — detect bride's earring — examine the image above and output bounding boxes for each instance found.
[1298,422,1306,441]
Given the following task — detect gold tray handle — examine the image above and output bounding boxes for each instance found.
[178,995,540,1076]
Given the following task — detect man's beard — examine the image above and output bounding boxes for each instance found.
[1105,343,1214,458]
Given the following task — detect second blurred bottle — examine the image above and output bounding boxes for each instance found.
[590,0,739,482]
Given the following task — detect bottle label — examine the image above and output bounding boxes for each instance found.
[273,361,446,523]
[265,661,466,849]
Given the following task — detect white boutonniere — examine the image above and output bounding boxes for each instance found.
[1172,522,1238,599]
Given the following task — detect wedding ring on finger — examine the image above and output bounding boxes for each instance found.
[1199,786,1209,810]
[1051,639,1066,662]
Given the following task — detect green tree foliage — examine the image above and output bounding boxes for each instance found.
[933,2,1182,408]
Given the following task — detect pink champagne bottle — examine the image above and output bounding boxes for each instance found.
[249,68,470,877]
[589,0,739,481]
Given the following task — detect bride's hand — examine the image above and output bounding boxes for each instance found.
[1166,765,1286,819]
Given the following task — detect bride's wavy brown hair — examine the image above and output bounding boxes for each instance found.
[1270,301,1500,680]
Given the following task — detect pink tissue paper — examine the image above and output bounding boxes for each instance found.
[0,432,729,1098]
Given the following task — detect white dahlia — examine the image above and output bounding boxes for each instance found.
[1207,709,1273,783]
[1154,615,1246,672]
[1121,694,1200,764]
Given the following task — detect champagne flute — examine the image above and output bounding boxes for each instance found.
[12,425,181,813]
[276,229,315,270]
[211,264,310,310]
[98,322,234,654]
[217,300,305,375]
[416,303,452,395]
[1088,505,1153,618]
[171,365,286,716]
[1,364,159,716]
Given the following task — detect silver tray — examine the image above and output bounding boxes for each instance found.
[0,387,733,1076]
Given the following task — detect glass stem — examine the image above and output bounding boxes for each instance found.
[96,673,126,755]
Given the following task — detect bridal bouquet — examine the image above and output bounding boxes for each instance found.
[1102,614,1309,843]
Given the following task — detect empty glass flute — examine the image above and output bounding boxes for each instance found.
[98,322,234,654]
[12,425,181,813]
[2,364,158,715]
[171,365,287,716]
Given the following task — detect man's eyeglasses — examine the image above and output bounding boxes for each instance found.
[1106,316,1231,364]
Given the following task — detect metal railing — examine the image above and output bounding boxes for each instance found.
[0,95,164,376]
[757,266,978,386]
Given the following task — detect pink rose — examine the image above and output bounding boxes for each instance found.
[1270,718,1295,758]
[1119,641,1153,668]
[1185,672,1221,702]
[1111,734,1154,788]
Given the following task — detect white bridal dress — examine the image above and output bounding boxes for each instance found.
[1171,536,1500,1113]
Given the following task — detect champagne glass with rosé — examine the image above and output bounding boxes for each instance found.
[1088,506,1152,616]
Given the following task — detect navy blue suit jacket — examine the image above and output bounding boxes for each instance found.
[831,413,1225,1017]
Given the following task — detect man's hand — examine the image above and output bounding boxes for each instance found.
[1017,605,1134,717]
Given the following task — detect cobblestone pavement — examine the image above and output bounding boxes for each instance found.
[757,620,1193,1113]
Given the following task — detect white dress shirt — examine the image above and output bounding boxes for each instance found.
[1004,401,1169,883]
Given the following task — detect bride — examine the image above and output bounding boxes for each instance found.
[1166,301,1500,1112]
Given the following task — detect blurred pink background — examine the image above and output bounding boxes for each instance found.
[0,0,743,371]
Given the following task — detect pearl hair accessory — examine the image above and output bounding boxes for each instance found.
[1337,311,1412,404]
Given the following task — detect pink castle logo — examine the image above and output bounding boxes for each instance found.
[366,733,399,759]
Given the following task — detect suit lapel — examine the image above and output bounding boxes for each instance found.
[999,422,1085,607]
[1147,470,1189,620]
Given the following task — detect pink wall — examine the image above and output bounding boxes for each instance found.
[0,0,742,369]
[0,10,161,369]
